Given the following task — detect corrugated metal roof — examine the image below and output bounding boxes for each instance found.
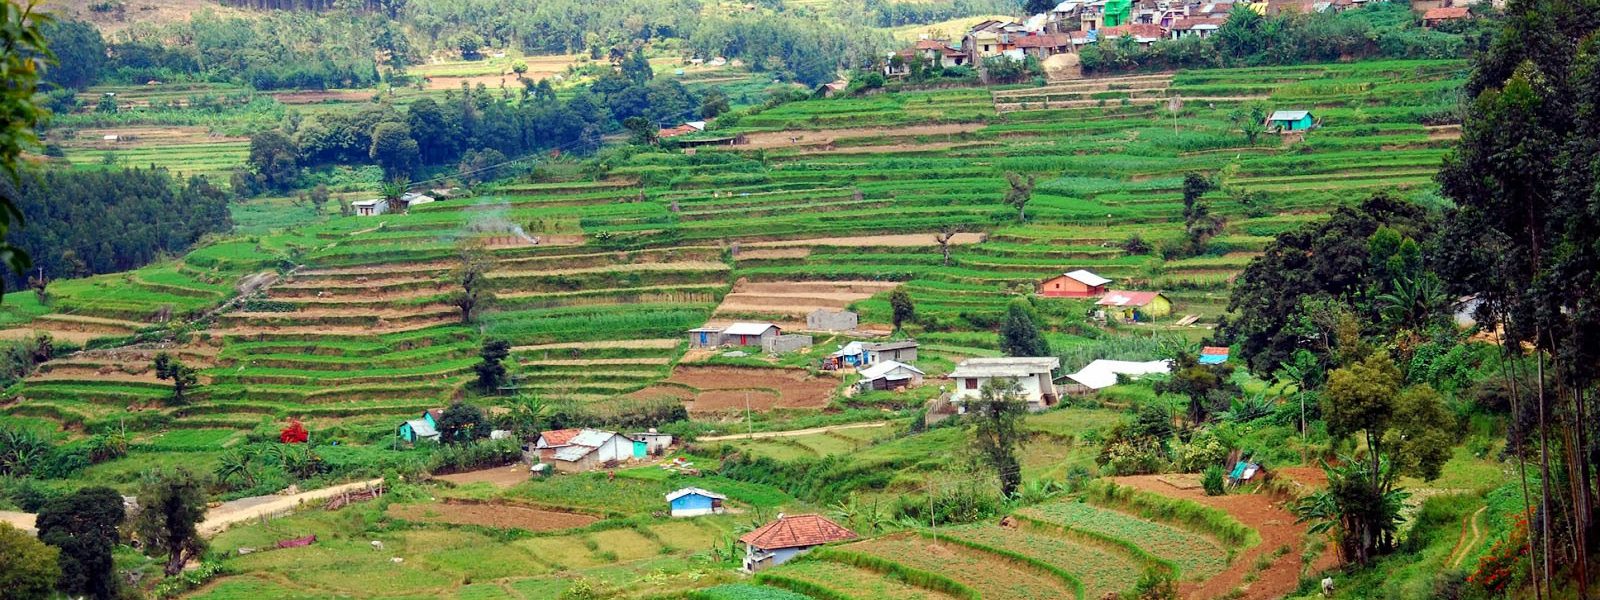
[1062,269,1111,287]
[1097,290,1165,307]
[859,360,924,380]
[1269,110,1311,121]
[552,445,595,462]
[1065,359,1171,389]
[723,322,778,336]
[867,340,918,351]
[404,419,437,438]
[832,341,868,357]
[666,487,727,502]
[567,428,616,448]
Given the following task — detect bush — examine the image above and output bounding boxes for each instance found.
[1201,465,1226,496]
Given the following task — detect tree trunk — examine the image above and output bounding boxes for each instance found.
[1537,347,1553,589]
[165,547,186,576]
[1502,310,1542,600]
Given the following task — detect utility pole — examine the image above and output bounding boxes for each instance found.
[745,392,752,439]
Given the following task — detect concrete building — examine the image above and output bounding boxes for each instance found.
[807,308,859,332]
[948,357,1062,411]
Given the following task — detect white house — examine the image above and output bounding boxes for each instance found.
[947,357,1061,411]
[1063,359,1171,392]
[535,428,633,472]
[857,360,925,392]
[351,198,387,216]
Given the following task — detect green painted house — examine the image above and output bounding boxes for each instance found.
[1102,0,1132,27]
[1267,110,1316,132]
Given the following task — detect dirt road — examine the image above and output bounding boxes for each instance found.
[1112,474,1338,600]
[5,478,383,538]
[199,478,383,536]
[698,421,890,442]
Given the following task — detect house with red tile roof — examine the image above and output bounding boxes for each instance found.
[740,513,858,571]
[1422,6,1471,26]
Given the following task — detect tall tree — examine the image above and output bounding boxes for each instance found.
[933,226,959,267]
[970,379,1026,498]
[449,239,495,323]
[1301,351,1451,564]
[35,486,123,600]
[475,338,511,391]
[999,300,1050,357]
[888,288,915,331]
[1155,352,1239,424]
[1181,172,1222,256]
[40,19,102,90]
[0,522,58,600]
[369,121,421,179]
[1003,172,1035,223]
[135,468,208,576]
[153,352,198,406]
[436,402,487,444]
[248,129,300,191]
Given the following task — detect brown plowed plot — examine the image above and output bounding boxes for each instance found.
[1113,475,1335,600]
[638,366,836,413]
[29,369,172,385]
[64,126,247,148]
[1426,124,1462,140]
[845,533,1076,599]
[434,465,532,489]
[0,328,108,345]
[298,262,454,277]
[739,123,985,149]
[423,74,558,90]
[386,501,596,532]
[744,233,983,248]
[713,280,897,319]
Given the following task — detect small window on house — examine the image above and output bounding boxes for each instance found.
[964,378,978,390]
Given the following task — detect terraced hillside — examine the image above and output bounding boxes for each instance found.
[4,59,1464,451]
[745,485,1270,600]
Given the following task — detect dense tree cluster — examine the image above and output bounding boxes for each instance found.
[1221,194,1434,376]
[1080,2,1499,75]
[1,168,231,292]
[687,12,890,85]
[244,61,708,188]
[1431,0,1600,591]
[64,12,385,90]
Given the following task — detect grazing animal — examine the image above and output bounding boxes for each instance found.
[1321,577,1335,597]
[371,540,384,551]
